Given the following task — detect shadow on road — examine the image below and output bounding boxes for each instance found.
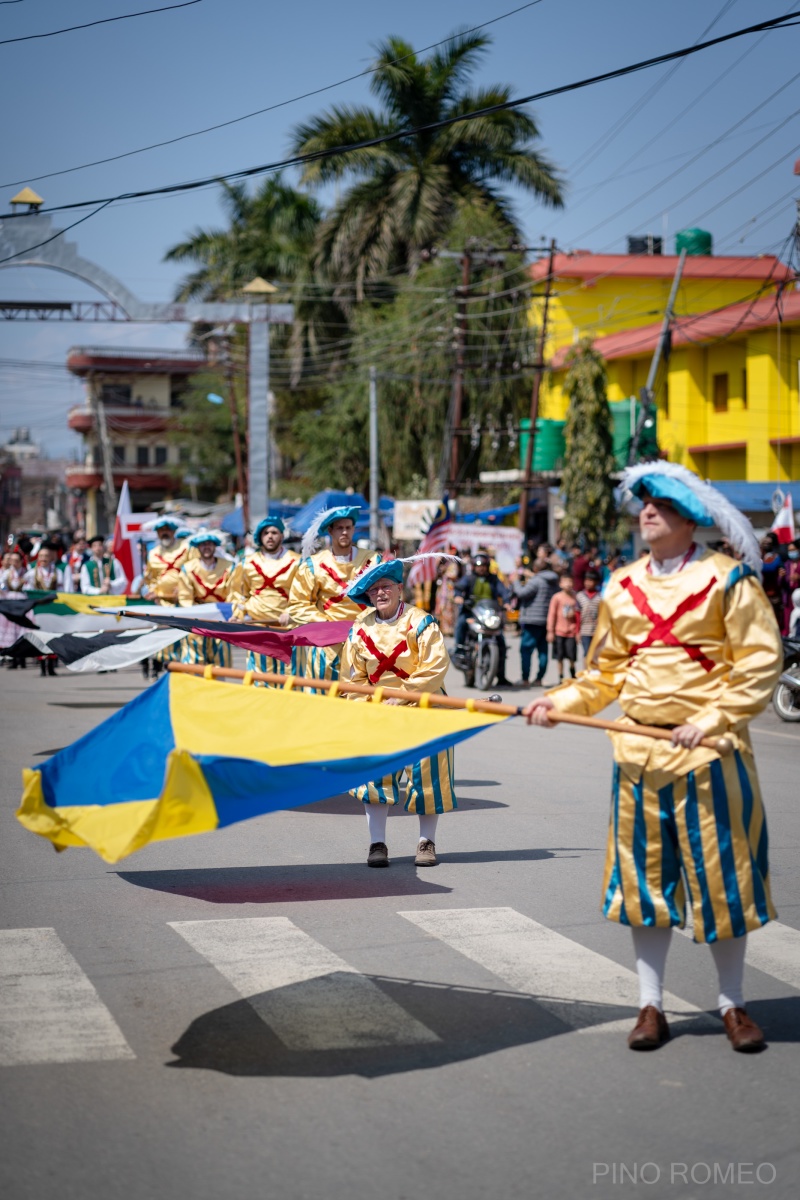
[165,975,800,1079]
[290,793,508,815]
[116,863,454,904]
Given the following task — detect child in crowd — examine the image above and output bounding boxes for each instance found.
[576,567,601,662]
[546,571,581,682]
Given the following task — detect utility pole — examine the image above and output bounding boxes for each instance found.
[369,365,380,548]
[448,249,471,492]
[628,247,687,464]
[518,239,556,534]
[92,385,117,527]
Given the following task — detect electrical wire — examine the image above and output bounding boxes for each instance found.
[5,10,798,220]
[0,0,202,47]
[0,201,113,264]
[0,1,546,189]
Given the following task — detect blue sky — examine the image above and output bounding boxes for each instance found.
[1,0,798,455]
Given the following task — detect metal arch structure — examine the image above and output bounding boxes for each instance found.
[0,211,294,523]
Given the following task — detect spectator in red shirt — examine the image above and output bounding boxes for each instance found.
[547,572,581,681]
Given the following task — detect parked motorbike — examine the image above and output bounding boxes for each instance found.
[773,635,800,722]
[453,598,505,690]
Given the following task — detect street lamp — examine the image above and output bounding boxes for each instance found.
[242,277,279,525]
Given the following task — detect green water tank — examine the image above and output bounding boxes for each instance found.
[675,228,713,256]
[519,418,566,471]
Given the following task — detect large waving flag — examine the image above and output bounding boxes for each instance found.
[25,591,156,633]
[10,626,185,672]
[119,610,352,661]
[18,672,506,864]
[112,481,148,593]
[770,492,795,545]
[407,497,453,586]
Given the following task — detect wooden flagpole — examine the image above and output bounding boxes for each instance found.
[166,662,733,754]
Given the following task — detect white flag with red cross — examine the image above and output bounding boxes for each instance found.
[111,481,148,592]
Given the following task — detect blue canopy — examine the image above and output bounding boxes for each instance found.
[456,503,520,524]
[221,501,301,537]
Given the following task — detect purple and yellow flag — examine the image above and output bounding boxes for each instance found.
[18,673,506,863]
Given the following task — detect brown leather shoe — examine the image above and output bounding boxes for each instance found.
[722,1007,766,1053]
[415,839,438,867]
[367,842,389,868]
[628,1005,670,1050]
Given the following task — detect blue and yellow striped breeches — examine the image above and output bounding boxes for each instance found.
[351,748,456,815]
[301,643,342,694]
[180,635,232,668]
[245,650,299,686]
[603,751,775,943]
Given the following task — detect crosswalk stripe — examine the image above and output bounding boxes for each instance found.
[169,917,440,1052]
[399,908,718,1034]
[678,920,800,992]
[0,928,135,1066]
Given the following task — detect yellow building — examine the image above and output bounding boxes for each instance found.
[533,251,798,482]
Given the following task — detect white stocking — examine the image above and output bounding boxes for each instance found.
[709,935,746,1015]
[630,926,673,1012]
[365,805,388,845]
[418,813,439,844]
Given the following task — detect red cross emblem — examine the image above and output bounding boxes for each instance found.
[191,569,228,603]
[155,550,183,575]
[619,575,717,673]
[251,559,292,600]
[319,561,352,611]
[357,627,410,684]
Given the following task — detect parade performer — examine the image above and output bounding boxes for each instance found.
[342,557,456,869]
[229,515,298,684]
[23,541,73,594]
[526,462,782,1053]
[142,516,188,603]
[289,506,380,687]
[79,535,128,596]
[176,531,233,666]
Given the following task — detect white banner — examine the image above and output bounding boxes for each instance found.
[393,499,442,540]
[449,525,523,574]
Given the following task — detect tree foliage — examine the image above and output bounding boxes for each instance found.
[290,207,537,496]
[291,31,563,292]
[560,341,626,545]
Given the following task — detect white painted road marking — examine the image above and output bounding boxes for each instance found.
[678,919,800,991]
[0,928,135,1066]
[170,917,440,1052]
[399,908,718,1034]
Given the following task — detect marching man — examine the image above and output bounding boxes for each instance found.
[142,516,188,603]
[177,531,233,666]
[526,463,782,1053]
[289,506,380,686]
[342,557,456,869]
[23,541,73,594]
[80,535,128,596]
[230,515,298,682]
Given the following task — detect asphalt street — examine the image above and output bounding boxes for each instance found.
[1,640,798,1200]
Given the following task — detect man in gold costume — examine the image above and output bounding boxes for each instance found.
[176,531,234,666]
[526,463,782,1054]
[142,516,187,604]
[288,505,380,687]
[343,558,455,869]
[229,515,298,683]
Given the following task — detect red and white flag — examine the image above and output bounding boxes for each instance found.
[771,492,795,545]
[112,481,148,592]
[407,499,453,586]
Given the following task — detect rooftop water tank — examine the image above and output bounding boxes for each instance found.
[675,228,713,256]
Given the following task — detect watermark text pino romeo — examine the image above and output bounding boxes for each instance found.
[592,1163,776,1186]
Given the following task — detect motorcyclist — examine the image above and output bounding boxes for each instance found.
[454,553,511,686]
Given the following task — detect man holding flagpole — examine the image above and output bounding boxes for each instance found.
[526,463,782,1055]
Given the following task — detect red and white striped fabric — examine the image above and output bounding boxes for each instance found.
[771,493,795,546]
[111,481,148,593]
[407,510,453,586]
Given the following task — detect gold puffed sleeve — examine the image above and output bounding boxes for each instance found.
[689,574,782,736]
[176,565,195,607]
[288,558,321,625]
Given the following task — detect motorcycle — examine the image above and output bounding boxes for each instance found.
[453,598,505,690]
[773,634,800,722]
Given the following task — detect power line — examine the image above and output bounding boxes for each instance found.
[0,201,113,265]
[5,10,799,221]
[0,1,546,189]
[0,0,202,47]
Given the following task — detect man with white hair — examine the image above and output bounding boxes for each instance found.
[526,462,782,1054]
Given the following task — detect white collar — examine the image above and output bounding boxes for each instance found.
[258,547,284,560]
[648,543,701,577]
[375,602,404,624]
[333,548,354,563]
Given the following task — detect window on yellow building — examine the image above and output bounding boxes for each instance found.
[742,369,748,408]
[713,373,728,413]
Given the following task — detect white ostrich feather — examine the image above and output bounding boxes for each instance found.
[621,460,762,576]
[397,553,463,565]
[301,508,335,560]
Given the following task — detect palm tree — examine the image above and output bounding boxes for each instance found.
[291,31,564,293]
[164,175,321,300]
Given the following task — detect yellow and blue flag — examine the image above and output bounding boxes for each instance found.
[18,672,506,864]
